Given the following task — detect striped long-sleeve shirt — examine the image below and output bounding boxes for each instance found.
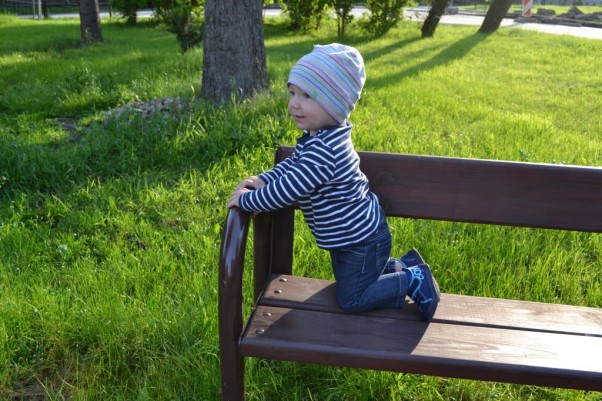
[238,122,382,250]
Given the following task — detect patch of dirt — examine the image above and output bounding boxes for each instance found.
[54,98,186,142]
[55,117,83,143]
[103,97,185,121]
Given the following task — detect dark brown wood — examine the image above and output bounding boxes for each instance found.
[241,304,602,391]
[277,147,602,232]
[266,147,298,276]
[218,208,252,401]
[260,274,602,337]
[253,212,272,302]
[270,208,295,275]
[250,274,602,392]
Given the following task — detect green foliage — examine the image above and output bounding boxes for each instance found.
[147,0,176,20]
[264,0,283,8]
[362,0,412,36]
[0,14,601,400]
[283,0,329,32]
[111,0,149,23]
[150,0,205,25]
[332,0,354,36]
[283,0,355,36]
[165,1,204,53]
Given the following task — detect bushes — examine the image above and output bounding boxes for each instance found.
[332,0,354,36]
[362,0,412,36]
[165,2,204,53]
[283,0,357,36]
[111,0,149,24]
[113,0,408,41]
[283,0,411,36]
[284,0,330,33]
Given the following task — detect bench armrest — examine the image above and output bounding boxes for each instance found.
[218,207,252,400]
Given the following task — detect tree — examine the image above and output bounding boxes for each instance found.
[332,0,354,37]
[285,0,327,33]
[111,0,147,24]
[165,1,204,53]
[200,0,268,103]
[479,0,513,33]
[421,0,451,37]
[79,0,103,44]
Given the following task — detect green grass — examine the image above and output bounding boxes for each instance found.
[1,13,601,400]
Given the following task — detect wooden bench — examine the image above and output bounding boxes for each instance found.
[218,146,602,400]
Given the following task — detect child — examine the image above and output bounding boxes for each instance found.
[227,43,440,321]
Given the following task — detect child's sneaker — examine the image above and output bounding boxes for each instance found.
[400,248,425,268]
[385,248,426,274]
[404,264,441,322]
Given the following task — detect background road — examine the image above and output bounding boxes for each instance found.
[43,6,602,41]
[266,6,602,40]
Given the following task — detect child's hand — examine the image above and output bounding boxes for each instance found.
[235,176,266,191]
[228,176,265,209]
[227,188,249,209]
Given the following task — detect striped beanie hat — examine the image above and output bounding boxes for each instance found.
[287,43,366,124]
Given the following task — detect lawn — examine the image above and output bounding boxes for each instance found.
[0,12,601,400]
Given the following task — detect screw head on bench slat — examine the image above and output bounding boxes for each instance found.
[255,329,265,334]
[274,289,282,294]
[279,277,288,282]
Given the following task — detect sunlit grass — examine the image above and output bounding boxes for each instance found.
[0,13,600,400]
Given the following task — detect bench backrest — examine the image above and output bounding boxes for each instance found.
[275,146,602,232]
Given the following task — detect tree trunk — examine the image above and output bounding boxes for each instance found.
[79,0,103,44]
[201,0,269,103]
[421,0,451,38]
[479,0,513,34]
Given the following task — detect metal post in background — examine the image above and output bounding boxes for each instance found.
[522,0,532,16]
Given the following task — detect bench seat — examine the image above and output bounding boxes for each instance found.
[241,274,602,391]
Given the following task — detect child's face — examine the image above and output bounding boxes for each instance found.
[288,83,338,136]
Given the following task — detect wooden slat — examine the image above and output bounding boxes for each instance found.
[275,146,602,232]
[241,304,602,391]
[260,274,421,319]
[260,275,602,337]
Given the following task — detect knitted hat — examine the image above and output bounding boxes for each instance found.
[287,43,366,124]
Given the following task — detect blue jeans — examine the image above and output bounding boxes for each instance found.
[330,217,408,313]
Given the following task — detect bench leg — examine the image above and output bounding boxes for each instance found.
[220,348,244,401]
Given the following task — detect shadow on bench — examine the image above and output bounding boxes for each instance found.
[219,146,602,400]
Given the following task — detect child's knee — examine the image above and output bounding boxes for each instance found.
[336,292,362,313]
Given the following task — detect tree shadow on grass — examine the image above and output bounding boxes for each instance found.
[361,36,424,64]
[368,33,488,89]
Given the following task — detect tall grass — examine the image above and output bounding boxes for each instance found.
[1,13,601,400]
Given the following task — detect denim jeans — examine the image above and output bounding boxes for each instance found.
[330,216,408,313]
